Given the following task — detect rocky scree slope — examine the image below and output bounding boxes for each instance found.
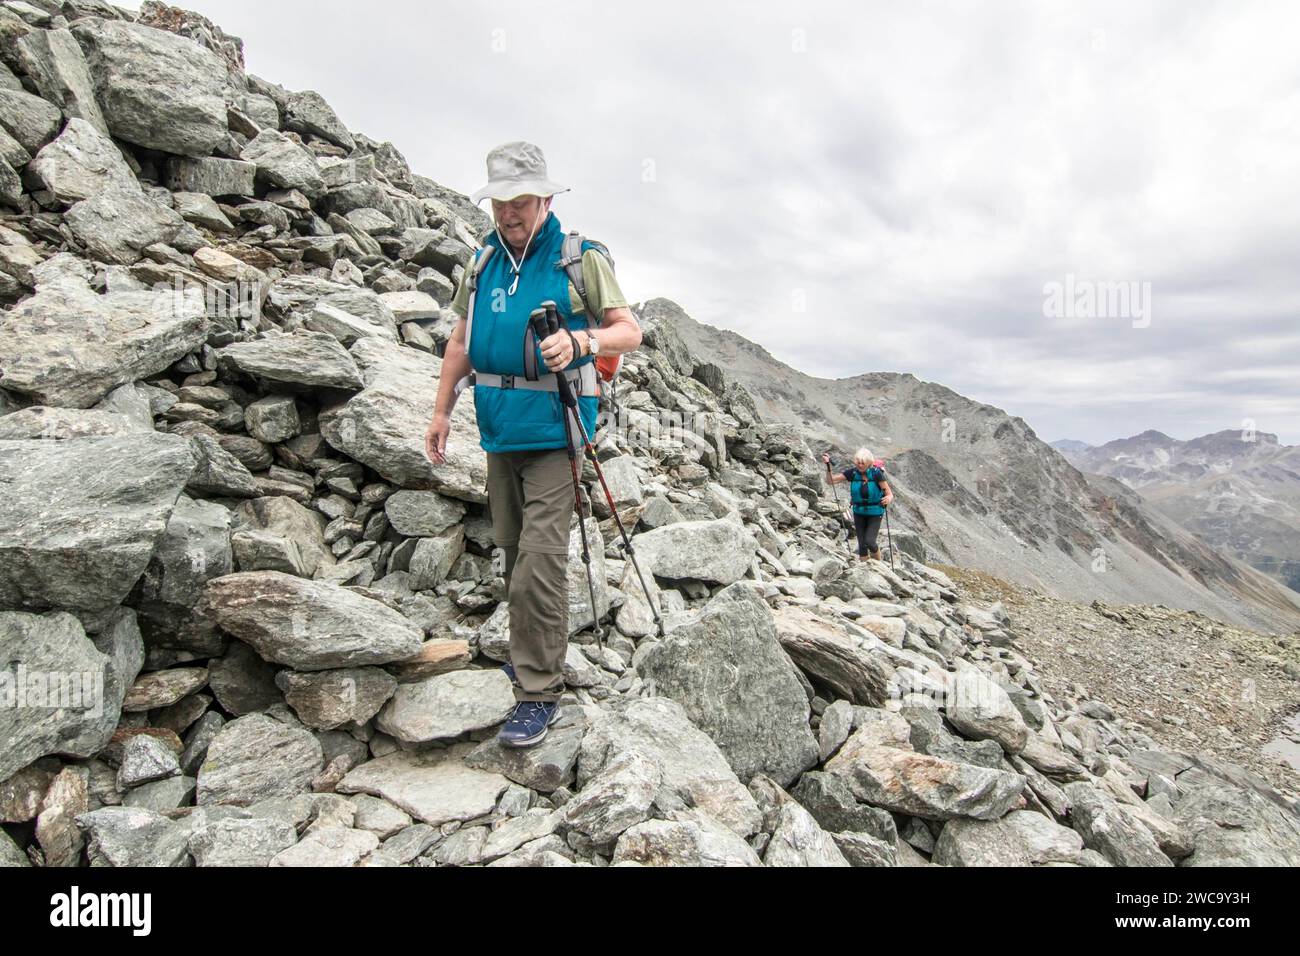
[1,2,1298,868]
[651,300,1300,635]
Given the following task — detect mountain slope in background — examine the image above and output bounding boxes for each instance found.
[639,299,1300,634]
[1062,430,1300,594]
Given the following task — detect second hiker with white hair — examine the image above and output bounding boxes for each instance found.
[822,448,894,561]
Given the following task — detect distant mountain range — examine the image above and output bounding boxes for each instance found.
[639,299,1300,633]
[1058,430,1300,595]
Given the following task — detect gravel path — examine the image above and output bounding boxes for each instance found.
[938,565,1300,798]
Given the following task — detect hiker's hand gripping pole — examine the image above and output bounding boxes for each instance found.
[539,301,666,638]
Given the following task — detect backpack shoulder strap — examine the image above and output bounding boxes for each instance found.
[456,245,496,396]
[463,244,495,361]
[559,231,613,327]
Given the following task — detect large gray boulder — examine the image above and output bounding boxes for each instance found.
[932,811,1089,866]
[0,612,117,780]
[636,583,818,787]
[374,669,513,744]
[943,666,1030,755]
[0,255,207,406]
[26,117,138,204]
[826,728,1026,821]
[0,433,198,613]
[282,90,354,151]
[1172,779,1300,866]
[215,331,365,393]
[76,806,190,866]
[0,86,64,154]
[612,809,763,867]
[64,185,187,265]
[578,697,762,838]
[196,714,324,806]
[196,571,425,671]
[12,28,107,138]
[337,743,510,827]
[630,518,757,585]
[319,336,487,502]
[71,18,228,156]
[239,128,325,198]
[1063,782,1173,867]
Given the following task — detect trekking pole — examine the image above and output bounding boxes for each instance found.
[537,302,665,638]
[818,452,854,555]
[529,307,605,652]
[885,507,895,570]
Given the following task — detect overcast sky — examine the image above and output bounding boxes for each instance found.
[150,0,1299,445]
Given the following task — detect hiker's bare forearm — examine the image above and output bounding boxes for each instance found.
[587,307,642,355]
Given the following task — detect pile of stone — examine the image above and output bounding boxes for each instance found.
[2,1,1298,868]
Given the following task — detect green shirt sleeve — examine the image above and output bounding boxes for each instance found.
[449,251,474,319]
[569,247,629,321]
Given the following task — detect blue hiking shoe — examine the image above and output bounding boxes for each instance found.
[501,662,519,687]
[498,700,562,748]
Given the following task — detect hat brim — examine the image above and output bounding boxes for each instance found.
[471,179,571,204]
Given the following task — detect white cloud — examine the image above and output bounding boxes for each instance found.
[140,0,1300,444]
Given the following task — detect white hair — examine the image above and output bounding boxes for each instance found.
[853,447,873,467]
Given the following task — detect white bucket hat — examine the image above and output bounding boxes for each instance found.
[470,141,571,204]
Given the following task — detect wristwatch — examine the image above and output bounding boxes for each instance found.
[585,331,601,356]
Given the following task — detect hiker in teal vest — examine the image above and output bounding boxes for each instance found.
[425,142,642,748]
[822,448,894,561]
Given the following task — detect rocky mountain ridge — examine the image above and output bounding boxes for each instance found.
[1,1,1297,869]
[1060,430,1300,595]
[652,300,1300,634]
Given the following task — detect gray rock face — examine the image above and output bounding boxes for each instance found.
[196,714,324,806]
[764,800,851,867]
[826,735,1026,821]
[0,88,63,156]
[240,128,325,198]
[943,667,1030,755]
[831,830,898,867]
[196,571,424,671]
[465,720,584,794]
[283,90,354,151]
[270,826,378,867]
[613,810,763,867]
[319,337,487,502]
[790,771,899,844]
[1172,780,1300,866]
[1063,782,1173,867]
[37,766,89,868]
[208,641,281,716]
[216,331,365,392]
[13,28,107,138]
[636,583,818,787]
[578,697,762,838]
[932,811,1087,866]
[630,518,758,584]
[117,735,181,789]
[277,667,397,730]
[0,612,117,781]
[772,605,893,706]
[71,18,228,156]
[7,438,192,599]
[563,750,661,844]
[27,117,138,204]
[188,815,298,867]
[76,806,190,867]
[0,257,207,406]
[337,743,510,827]
[165,156,256,197]
[374,669,514,744]
[64,186,187,264]
[384,490,466,536]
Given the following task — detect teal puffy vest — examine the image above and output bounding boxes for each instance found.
[848,466,886,516]
[466,212,599,454]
